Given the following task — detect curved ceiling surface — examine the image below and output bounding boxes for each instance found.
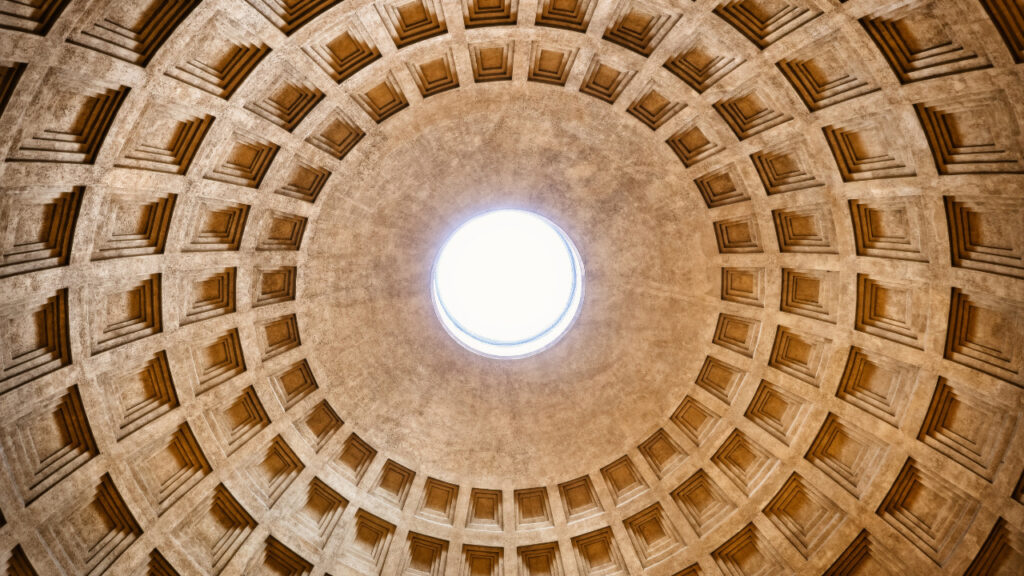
[0,0,1022,575]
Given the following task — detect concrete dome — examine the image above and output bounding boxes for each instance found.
[0,0,1022,574]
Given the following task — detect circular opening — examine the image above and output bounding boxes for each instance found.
[431,209,584,359]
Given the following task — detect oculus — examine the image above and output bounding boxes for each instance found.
[431,209,584,358]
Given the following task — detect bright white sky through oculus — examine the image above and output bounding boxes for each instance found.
[432,210,583,358]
